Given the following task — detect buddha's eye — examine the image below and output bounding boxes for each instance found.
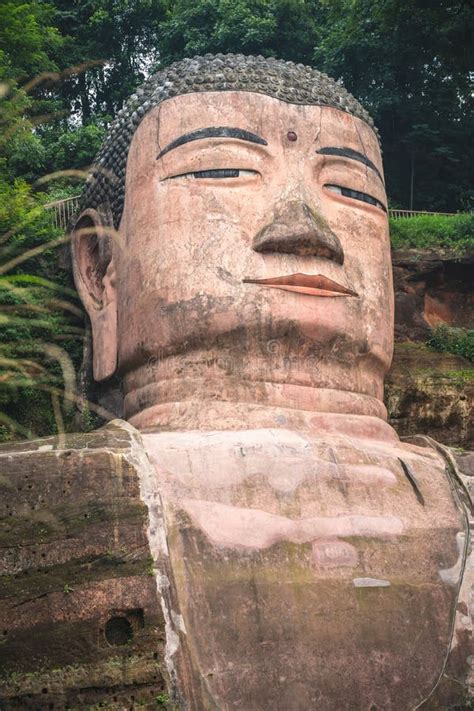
[170,169,258,180]
[325,184,386,212]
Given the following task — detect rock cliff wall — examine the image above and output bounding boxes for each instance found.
[0,422,173,709]
[387,248,473,448]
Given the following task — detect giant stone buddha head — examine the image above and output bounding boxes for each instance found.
[72,54,393,430]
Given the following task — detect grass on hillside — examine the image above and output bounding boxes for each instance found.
[427,325,474,362]
[389,213,474,253]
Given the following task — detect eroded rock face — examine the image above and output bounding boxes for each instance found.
[0,421,171,710]
[386,343,473,448]
[392,249,474,341]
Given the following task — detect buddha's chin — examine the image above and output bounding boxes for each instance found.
[117,282,390,364]
[119,306,390,382]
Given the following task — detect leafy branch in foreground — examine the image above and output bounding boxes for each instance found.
[0,177,84,441]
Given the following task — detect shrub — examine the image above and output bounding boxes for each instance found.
[389,213,474,253]
[0,179,84,440]
[427,325,474,362]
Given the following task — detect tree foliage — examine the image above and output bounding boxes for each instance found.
[51,0,165,119]
[428,325,474,363]
[312,0,474,211]
[0,178,83,441]
[156,0,322,65]
[1,0,472,210]
[0,0,62,80]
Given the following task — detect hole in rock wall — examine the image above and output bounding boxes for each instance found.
[104,616,134,646]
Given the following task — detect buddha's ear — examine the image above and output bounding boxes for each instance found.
[71,207,117,381]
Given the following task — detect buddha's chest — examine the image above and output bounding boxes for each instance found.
[143,430,468,711]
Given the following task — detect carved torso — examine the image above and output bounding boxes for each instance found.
[142,426,470,710]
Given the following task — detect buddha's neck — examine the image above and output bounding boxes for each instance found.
[123,356,395,442]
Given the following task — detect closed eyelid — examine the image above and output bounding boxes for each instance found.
[163,168,259,181]
[158,144,268,181]
[157,142,270,177]
[325,184,387,212]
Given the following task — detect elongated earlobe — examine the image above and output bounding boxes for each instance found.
[71,208,117,381]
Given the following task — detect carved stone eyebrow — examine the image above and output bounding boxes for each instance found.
[157,126,268,160]
[317,146,384,184]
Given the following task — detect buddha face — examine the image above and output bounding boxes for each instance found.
[74,91,393,421]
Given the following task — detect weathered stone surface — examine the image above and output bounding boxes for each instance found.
[392,249,473,341]
[386,343,473,448]
[2,420,472,710]
[142,426,470,711]
[404,436,474,711]
[0,421,172,710]
[457,452,474,478]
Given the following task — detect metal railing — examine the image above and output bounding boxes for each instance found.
[388,209,456,219]
[44,195,457,231]
[44,195,80,230]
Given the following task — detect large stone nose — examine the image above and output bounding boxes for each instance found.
[252,201,344,264]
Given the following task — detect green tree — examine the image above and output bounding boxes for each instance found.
[50,0,166,119]
[0,2,83,440]
[0,0,62,80]
[22,0,168,178]
[0,0,64,183]
[156,0,322,66]
[313,0,474,211]
[0,177,83,441]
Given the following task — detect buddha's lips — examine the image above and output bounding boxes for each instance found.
[243,273,358,297]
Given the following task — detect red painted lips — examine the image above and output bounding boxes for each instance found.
[243,273,358,297]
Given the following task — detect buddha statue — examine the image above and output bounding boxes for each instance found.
[68,54,471,710]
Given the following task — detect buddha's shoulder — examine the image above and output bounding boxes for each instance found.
[141,425,465,478]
